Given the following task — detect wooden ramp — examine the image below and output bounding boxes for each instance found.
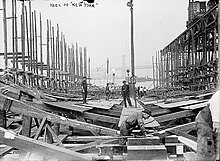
[118,98,160,128]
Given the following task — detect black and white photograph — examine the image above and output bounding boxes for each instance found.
[0,0,219,161]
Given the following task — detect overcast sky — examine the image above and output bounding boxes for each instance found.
[30,0,189,69]
[0,0,189,78]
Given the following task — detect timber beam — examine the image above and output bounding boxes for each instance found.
[0,94,119,136]
[155,110,197,123]
[30,101,119,124]
[0,127,91,161]
[154,122,196,139]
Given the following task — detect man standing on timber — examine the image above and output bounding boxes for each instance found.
[119,110,152,145]
[121,80,132,107]
[81,76,88,104]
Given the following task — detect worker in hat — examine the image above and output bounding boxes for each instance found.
[119,110,152,145]
[121,80,132,107]
[81,76,88,104]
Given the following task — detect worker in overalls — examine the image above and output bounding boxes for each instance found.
[119,110,152,145]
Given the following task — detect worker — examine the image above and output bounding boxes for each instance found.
[196,89,220,161]
[121,80,132,107]
[105,83,110,100]
[195,104,215,161]
[81,76,88,104]
[208,89,220,161]
[119,110,152,145]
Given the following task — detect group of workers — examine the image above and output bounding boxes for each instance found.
[81,77,220,160]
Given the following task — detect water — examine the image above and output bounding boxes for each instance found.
[91,78,154,89]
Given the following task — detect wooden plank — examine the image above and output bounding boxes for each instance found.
[0,127,91,161]
[0,110,6,128]
[155,100,207,109]
[33,100,119,124]
[70,139,118,152]
[155,110,197,123]
[91,108,121,117]
[0,146,14,157]
[195,92,213,99]
[44,101,92,112]
[22,115,32,137]
[179,101,208,110]
[178,136,197,152]
[58,134,68,142]
[75,114,99,136]
[0,94,118,136]
[80,112,119,124]
[34,117,47,140]
[3,98,13,112]
[168,129,197,142]
[0,52,22,56]
[46,124,65,148]
[155,122,196,138]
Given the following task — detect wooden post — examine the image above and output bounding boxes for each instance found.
[14,0,18,70]
[29,1,33,74]
[88,57,90,85]
[72,44,76,88]
[106,57,109,83]
[57,24,60,91]
[12,0,15,68]
[218,0,220,88]
[32,12,35,75]
[79,47,83,77]
[40,13,43,87]
[22,116,32,137]
[64,39,67,92]
[46,19,50,88]
[0,110,6,128]
[52,27,55,90]
[156,52,158,87]
[34,11,39,86]
[75,42,79,83]
[2,0,8,70]
[60,32,64,90]
[21,1,25,70]
[24,7,29,71]
[84,47,87,77]
[152,56,155,89]
[68,46,71,91]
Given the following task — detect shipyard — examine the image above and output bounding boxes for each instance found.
[0,0,219,161]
